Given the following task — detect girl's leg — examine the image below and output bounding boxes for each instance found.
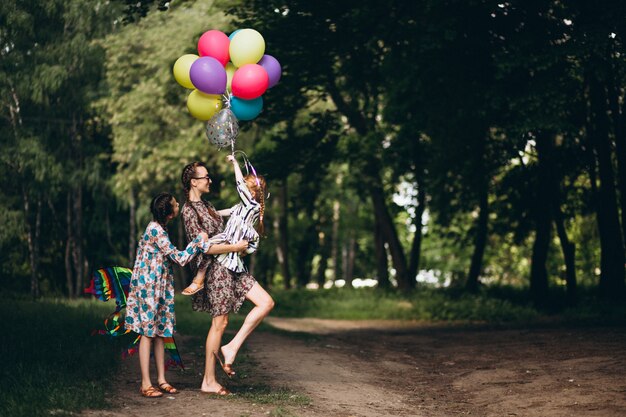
[221,283,274,366]
[154,337,165,385]
[201,314,229,392]
[139,335,154,390]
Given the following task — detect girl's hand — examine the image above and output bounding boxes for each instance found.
[233,239,249,252]
[226,154,236,163]
[198,232,209,241]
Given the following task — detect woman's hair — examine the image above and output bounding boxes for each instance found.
[150,192,175,226]
[244,174,267,235]
[181,161,208,202]
[181,161,219,221]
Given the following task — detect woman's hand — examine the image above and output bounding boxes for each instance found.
[226,154,236,164]
[198,232,209,241]
[232,239,249,252]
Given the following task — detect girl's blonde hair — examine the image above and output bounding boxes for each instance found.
[244,174,267,235]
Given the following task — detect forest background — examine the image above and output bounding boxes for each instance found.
[2,0,626,313]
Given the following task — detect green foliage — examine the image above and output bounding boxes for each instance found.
[270,287,540,322]
[0,299,121,417]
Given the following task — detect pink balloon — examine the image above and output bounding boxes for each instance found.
[197,30,230,67]
[231,64,269,100]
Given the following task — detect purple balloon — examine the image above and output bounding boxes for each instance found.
[189,56,227,95]
[257,55,281,88]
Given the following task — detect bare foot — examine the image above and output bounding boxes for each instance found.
[221,345,237,369]
[200,380,226,394]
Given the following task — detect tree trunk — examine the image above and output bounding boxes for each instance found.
[529,132,554,306]
[606,53,626,254]
[374,217,390,289]
[554,205,577,305]
[588,72,626,299]
[295,222,316,288]
[466,186,488,292]
[331,200,341,283]
[370,181,411,290]
[72,186,84,297]
[65,193,74,297]
[274,181,291,289]
[129,188,137,265]
[408,182,425,280]
[22,188,40,299]
[315,223,331,288]
[529,208,551,306]
[343,235,356,287]
[536,133,577,304]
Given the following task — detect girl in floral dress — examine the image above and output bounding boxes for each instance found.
[125,192,211,398]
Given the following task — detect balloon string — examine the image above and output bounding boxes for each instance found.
[223,93,232,109]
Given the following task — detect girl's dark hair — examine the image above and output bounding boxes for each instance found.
[150,192,175,226]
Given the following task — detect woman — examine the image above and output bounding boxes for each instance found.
[181,161,274,396]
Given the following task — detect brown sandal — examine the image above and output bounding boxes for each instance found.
[182,282,204,296]
[201,387,231,396]
[140,386,163,398]
[158,382,178,394]
[213,351,235,378]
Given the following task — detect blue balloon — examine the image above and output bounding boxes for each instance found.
[228,29,242,41]
[231,96,263,121]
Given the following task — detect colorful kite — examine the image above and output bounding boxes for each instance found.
[85,267,185,369]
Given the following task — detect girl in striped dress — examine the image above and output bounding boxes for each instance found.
[182,154,266,294]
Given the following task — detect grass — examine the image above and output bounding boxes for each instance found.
[0,298,124,417]
[3,285,622,417]
[265,285,626,324]
[266,286,540,322]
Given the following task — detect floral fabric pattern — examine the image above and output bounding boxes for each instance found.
[125,221,208,337]
[182,200,257,317]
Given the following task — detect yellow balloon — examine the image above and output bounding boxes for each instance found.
[186,90,222,120]
[225,62,236,92]
[173,54,198,89]
[229,29,265,67]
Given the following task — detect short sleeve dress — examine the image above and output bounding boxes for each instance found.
[182,200,257,317]
[125,221,209,337]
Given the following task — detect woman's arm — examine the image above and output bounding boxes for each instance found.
[216,208,232,217]
[206,239,249,255]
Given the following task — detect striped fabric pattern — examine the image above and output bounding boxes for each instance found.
[214,177,260,272]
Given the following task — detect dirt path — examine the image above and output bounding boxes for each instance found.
[83,318,626,417]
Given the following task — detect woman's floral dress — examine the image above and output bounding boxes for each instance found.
[125,221,209,337]
[182,200,256,317]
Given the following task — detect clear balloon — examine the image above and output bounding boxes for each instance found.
[206,109,239,149]
[173,54,199,89]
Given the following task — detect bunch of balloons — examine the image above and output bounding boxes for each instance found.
[173,28,281,130]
